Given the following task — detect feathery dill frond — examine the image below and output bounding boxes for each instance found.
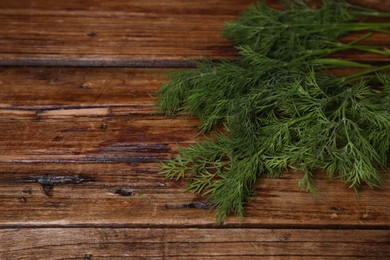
[156,0,390,224]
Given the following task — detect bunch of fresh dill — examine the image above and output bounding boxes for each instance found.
[156,0,390,224]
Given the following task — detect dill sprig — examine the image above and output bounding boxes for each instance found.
[156,0,390,224]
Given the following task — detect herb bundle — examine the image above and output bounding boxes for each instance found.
[157,0,390,224]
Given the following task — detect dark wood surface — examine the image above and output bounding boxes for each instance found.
[1,228,389,258]
[0,0,388,66]
[0,1,389,259]
[0,0,253,66]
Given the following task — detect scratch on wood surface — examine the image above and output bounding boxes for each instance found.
[111,188,136,197]
[18,174,91,196]
[21,174,89,185]
[165,202,214,209]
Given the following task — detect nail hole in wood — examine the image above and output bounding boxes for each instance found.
[87,31,96,37]
[112,188,135,197]
[165,202,213,209]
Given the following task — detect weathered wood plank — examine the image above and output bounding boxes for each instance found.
[0,116,199,162]
[1,228,389,259]
[0,0,388,66]
[0,67,165,109]
[0,162,389,227]
[0,67,389,227]
[0,0,251,66]
[1,2,388,259]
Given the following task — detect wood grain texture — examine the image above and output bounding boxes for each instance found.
[1,1,390,257]
[1,228,389,259]
[0,0,388,66]
[0,67,165,109]
[0,0,252,66]
[0,162,389,227]
[1,68,389,228]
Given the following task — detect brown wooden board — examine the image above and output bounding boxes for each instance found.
[0,67,164,109]
[1,228,389,258]
[0,0,251,66]
[0,67,389,228]
[0,0,388,66]
[1,1,390,257]
[0,162,389,227]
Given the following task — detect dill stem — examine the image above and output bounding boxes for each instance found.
[340,22,390,29]
[287,113,313,126]
[347,3,390,17]
[303,23,390,34]
[233,22,390,34]
[347,32,373,45]
[311,58,371,69]
[341,64,390,82]
[304,44,388,59]
[344,45,389,56]
[351,10,390,17]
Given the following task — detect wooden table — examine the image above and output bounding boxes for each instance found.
[1,1,389,258]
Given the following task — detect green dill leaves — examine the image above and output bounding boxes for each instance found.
[156,0,390,224]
